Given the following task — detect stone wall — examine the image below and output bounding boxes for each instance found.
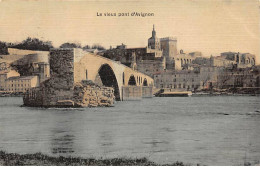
[49,48,75,90]
[122,86,142,100]
[8,48,49,56]
[73,80,114,107]
[142,86,153,98]
[103,47,160,67]
[137,59,165,77]
[160,37,177,59]
[153,70,201,91]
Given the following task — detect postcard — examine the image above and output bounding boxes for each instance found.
[0,0,259,166]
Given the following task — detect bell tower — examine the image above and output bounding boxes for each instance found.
[148,24,160,50]
[152,24,156,38]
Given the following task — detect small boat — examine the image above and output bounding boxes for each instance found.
[157,91,192,97]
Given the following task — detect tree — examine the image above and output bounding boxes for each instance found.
[83,45,90,50]
[91,44,105,50]
[60,43,81,48]
[0,41,9,55]
[12,37,53,51]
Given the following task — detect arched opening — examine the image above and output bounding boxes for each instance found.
[123,72,125,85]
[236,55,239,63]
[96,64,120,100]
[128,75,136,86]
[85,69,88,80]
[143,78,148,86]
[252,58,255,65]
[256,76,260,87]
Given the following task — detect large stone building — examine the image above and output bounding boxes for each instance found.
[174,50,198,70]
[216,67,260,89]
[104,25,257,91]
[5,76,39,93]
[210,52,256,68]
[0,69,20,90]
[154,70,201,91]
[103,25,178,76]
[0,48,50,93]
[0,48,50,83]
[0,68,39,93]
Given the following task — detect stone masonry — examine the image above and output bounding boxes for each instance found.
[23,48,115,107]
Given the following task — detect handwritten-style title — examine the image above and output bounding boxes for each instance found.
[97,12,154,17]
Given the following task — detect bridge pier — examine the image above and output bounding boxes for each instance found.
[122,86,153,101]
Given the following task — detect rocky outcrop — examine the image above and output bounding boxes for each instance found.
[73,80,115,107]
[23,80,115,108]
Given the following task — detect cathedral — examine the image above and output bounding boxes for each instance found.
[103,24,198,77]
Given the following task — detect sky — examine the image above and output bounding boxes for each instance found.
[0,0,259,63]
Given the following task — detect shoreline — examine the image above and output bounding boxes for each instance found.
[1,93,260,98]
[0,151,185,166]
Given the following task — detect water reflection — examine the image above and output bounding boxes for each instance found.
[51,133,75,154]
[49,111,76,155]
[0,96,260,165]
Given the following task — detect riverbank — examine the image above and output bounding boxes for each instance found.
[0,151,185,166]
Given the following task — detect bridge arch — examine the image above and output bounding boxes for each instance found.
[85,69,88,80]
[122,72,125,85]
[143,78,148,86]
[96,64,120,100]
[128,75,136,86]
[252,58,255,65]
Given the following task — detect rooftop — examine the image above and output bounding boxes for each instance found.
[7,76,37,81]
[0,69,17,75]
[160,37,177,41]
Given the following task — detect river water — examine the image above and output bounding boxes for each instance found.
[0,96,260,165]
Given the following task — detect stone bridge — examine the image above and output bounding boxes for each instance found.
[50,48,154,101]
